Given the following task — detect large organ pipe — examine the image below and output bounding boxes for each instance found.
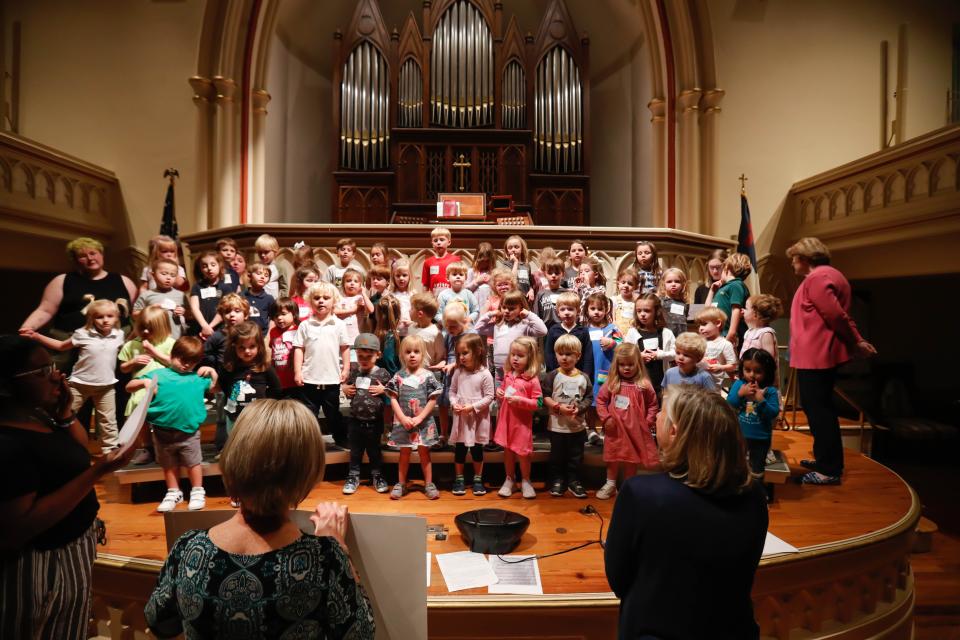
[399,59,422,127]
[340,41,389,170]
[534,46,582,173]
[430,0,492,127]
[502,60,526,129]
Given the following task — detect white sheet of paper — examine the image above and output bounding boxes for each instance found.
[200,286,217,299]
[670,303,685,316]
[487,555,543,595]
[589,328,603,341]
[762,531,800,557]
[426,552,432,587]
[115,383,156,454]
[642,337,659,351]
[436,551,499,592]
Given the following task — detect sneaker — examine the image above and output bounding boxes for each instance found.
[520,480,536,499]
[452,477,467,496]
[596,481,617,500]
[484,442,504,452]
[131,448,154,466]
[157,489,183,512]
[372,475,390,494]
[472,480,487,496]
[230,498,240,508]
[568,480,588,499]
[801,471,841,485]
[549,480,566,497]
[390,483,407,500]
[799,459,819,471]
[424,482,440,500]
[498,477,514,498]
[587,431,604,447]
[188,487,206,510]
[343,476,360,495]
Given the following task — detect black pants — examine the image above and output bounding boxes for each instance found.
[348,418,383,478]
[298,383,346,443]
[549,430,586,484]
[454,443,484,465]
[797,367,843,476]
[745,438,771,476]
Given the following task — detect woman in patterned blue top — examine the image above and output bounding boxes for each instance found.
[145,399,375,639]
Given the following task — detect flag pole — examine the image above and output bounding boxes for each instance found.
[737,173,761,295]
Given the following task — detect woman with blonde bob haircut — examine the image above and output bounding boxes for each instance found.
[146,399,375,639]
[605,386,768,640]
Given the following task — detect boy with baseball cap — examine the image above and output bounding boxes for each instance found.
[341,333,392,494]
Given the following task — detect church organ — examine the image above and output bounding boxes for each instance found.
[332,0,590,225]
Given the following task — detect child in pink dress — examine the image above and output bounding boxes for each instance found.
[595,342,660,500]
[494,337,543,499]
[448,334,496,496]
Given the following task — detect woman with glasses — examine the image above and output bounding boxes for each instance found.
[0,335,135,640]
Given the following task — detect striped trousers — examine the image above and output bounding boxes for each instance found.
[0,523,97,640]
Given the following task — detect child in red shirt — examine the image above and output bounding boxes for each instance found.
[421,227,460,296]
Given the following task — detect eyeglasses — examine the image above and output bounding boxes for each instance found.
[13,363,59,378]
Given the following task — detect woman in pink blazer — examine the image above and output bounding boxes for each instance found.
[787,238,876,485]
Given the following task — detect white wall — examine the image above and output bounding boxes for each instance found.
[4,0,205,250]
[708,0,960,251]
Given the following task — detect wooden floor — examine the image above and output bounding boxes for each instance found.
[96,429,915,598]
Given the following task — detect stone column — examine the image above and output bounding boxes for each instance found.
[211,76,238,229]
[698,88,725,236]
[647,97,667,228]
[188,76,215,232]
[249,89,271,224]
[676,88,702,233]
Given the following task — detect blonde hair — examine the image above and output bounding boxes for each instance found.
[604,343,648,395]
[83,299,119,330]
[136,304,173,343]
[217,292,250,316]
[147,234,178,262]
[151,257,179,275]
[580,255,607,287]
[747,294,783,324]
[723,253,753,280]
[509,336,540,378]
[254,233,280,252]
[411,291,439,317]
[556,291,580,310]
[431,227,452,240]
[400,334,431,367]
[490,267,517,290]
[221,399,325,522]
[617,268,640,286]
[786,237,831,266]
[674,332,707,360]
[695,306,727,326]
[659,386,753,495]
[658,267,688,299]
[390,259,412,292]
[446,261,468,277]
[442,303,467,324]
[504,235,529,262]
[66,237,104,259]
[305,281,340,305]
[554,333,582,356]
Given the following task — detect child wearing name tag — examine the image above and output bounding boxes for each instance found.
[421,227,459,296]
[448,333,495,496]
[563,239,588,290]
[696,307,738,390]
[475,290,548,390]
[325,237,366,289]
[584,292,622,445]
[140,234,188,293]
[466,241,497,310]
[544,292,594,385]
[133,257,187,338]
[574,255,608,318]
[342,333,391,495]
[435,261,478,326]
[494,337,543,499]
[661,332,717,393]
[220,322,281,436]
[611,268,639,336]
[659,267,690,339]
[255,233,286,299]
[499,235,535,303]
[624,293,676,399]
[385,335,443,500]
[336,268,373,344]
[543,334,594,499]
[290,265,322,323]
[242,262,275,334]
[215,237,243,290]
[188,251,235,338]
[533,257,570,329]
[268,297,299,397]
[595,343,660,499]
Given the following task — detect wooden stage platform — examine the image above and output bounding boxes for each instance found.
[91,430,919,640]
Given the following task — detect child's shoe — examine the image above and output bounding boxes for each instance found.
[472,480,487,496]
[549,480,566,497]
[452,476,467,496]
[498,477,515,498]
[520,479,536,499]
[587,431,604,447]
[372,475,389,494]
[568,480,588,499]
[424,482,440,500]
[390,483,407,500]
[596,481,617,500]
[343,476,360,495]
[188,487,206,510]
[157,489,183,512]
[230,498,240,508]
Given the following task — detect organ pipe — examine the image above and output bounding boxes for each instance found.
[340,41,389,170]
[502,60,525,129]
[399,59,422,127]
[534,46,582,173]
[430,0,492,127]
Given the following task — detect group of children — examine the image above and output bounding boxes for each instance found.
[29,228,788,510]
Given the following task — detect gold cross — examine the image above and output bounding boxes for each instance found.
[453,153,471,192]
[739,173,748,194]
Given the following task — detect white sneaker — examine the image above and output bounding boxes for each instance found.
[520,480,536,499]
[188,487,206,511]
[230,498,240,508]
[157,489,183,512]
[588,431,604,446]
[498,477,515,498]
[596,481,617,500]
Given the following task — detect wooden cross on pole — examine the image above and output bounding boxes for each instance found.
[738,173,748,194]
[453,153,471,192]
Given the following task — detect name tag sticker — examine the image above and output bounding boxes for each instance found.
[282,330,297,343]
[429,265,440,275]
[621,304,635,318]
[505,386,517,397]
[643,337,660,351]
[518,268,529,281]
[403,376,420,389]
[160,298,176,311]
[200,287,217,299]
[356,376,371,390]
[224,274,232,284]
[615,395,630,410]
[746,401,755,415]
[589,329,603,342]
[712,302,719,307]
[299,305,311,318]
[249,307,260,317]
[670,303,685,316]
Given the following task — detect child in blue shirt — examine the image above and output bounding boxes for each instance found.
[661,332,716,393]
[727,348,780,478]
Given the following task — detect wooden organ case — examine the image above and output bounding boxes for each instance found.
[332,0,590,225]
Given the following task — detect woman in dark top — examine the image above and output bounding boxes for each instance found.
[604,386,768,640]
[0,335,134,640]
[146,399,375,639]
[693,248,727,305]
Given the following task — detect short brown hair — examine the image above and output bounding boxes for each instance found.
[411,292,439,317]
[617,268,640,286]
[247,262,271,276]
[151,257,179,273]
[660,386,753,494]
[723,253,753,279]
[216,237,238,251]
[748,294,783,323]
[786,237,831,266]
[542,257,565,275]
[674,332,707,360]
[221,399,325,522]
[500,290,528,310]
[695,306,727,326]
[171,336,204,364]
[336,237,356,250]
